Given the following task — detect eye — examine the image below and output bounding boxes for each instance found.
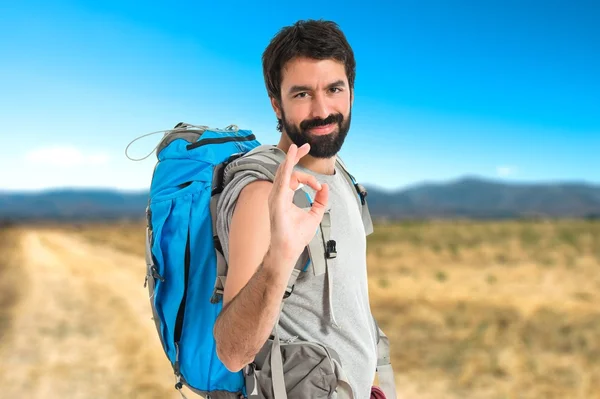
[329,87,343,93]
[294,92,308,98]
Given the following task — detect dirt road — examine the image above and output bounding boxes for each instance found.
[0,229,196,398]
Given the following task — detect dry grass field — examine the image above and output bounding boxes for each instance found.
[367,219,600,399]
[0,219,598,398]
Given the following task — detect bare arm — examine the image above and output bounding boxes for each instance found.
[214,244,294,372]
[213,144,329,372]
[213,181,294,372]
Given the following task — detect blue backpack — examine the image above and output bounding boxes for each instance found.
[138,122,397,399]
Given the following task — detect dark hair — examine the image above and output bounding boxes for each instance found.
[261,19,356,104]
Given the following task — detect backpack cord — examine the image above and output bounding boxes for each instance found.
[125,123,239,161]
[124,129,173,162]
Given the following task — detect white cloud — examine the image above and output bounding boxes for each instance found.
[496,165,518,177]
[0,147,154,191]
[24,146,110,167]
[86,153,111,165]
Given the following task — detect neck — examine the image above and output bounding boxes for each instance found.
[277,134,336,175]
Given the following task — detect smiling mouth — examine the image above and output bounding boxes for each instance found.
[308,124,336,135]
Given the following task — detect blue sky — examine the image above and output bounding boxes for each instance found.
[1,0,598,191]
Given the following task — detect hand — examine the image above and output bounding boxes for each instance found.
[267,143,329,265]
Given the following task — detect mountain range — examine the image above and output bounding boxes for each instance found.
[1,177,599,222]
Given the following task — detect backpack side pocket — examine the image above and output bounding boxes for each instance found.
[250,340,340,399]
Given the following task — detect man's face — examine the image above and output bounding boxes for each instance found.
[273,57,353,158]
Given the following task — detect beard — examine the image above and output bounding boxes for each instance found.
[280,109,351,158]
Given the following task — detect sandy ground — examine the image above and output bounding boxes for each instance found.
[0,229,198,398]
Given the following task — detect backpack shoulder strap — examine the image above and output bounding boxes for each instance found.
[373,316,397,399]
[335,155,374,236]
[222,144,283,183]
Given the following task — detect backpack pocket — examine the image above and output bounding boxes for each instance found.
[247,339,345,399]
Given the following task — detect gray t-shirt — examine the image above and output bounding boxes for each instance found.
[215,160,378,399]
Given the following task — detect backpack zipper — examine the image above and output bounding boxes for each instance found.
[186,134,256,150]
[173,228,191,346]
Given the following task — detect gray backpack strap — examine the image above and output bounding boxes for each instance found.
[144,221,165,345]
[374,317,397,399]
[270,308,288,399]
[223,144,283,182]
[331,358,356,399]
[209,188,229,303]
[335,155,374,236]
[264,262,302,399]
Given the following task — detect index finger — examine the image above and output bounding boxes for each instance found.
[279,143,310,188]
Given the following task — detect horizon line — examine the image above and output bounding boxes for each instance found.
[1,175,599,195]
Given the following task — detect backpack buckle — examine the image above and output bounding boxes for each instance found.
[226,152,245,163]
[212,153,244,195]
[151,265,165,282]
[325,240,337,259]
[355,183,368,205]
[283,285,294,299]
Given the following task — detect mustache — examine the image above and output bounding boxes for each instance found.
[300,113,343,130]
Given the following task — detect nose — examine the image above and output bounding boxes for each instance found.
[310,92,330,120]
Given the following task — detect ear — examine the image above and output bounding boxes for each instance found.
[270,96,282,119]
[350,88,354,107]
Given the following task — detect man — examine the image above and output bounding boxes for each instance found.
[213,19,379,398]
